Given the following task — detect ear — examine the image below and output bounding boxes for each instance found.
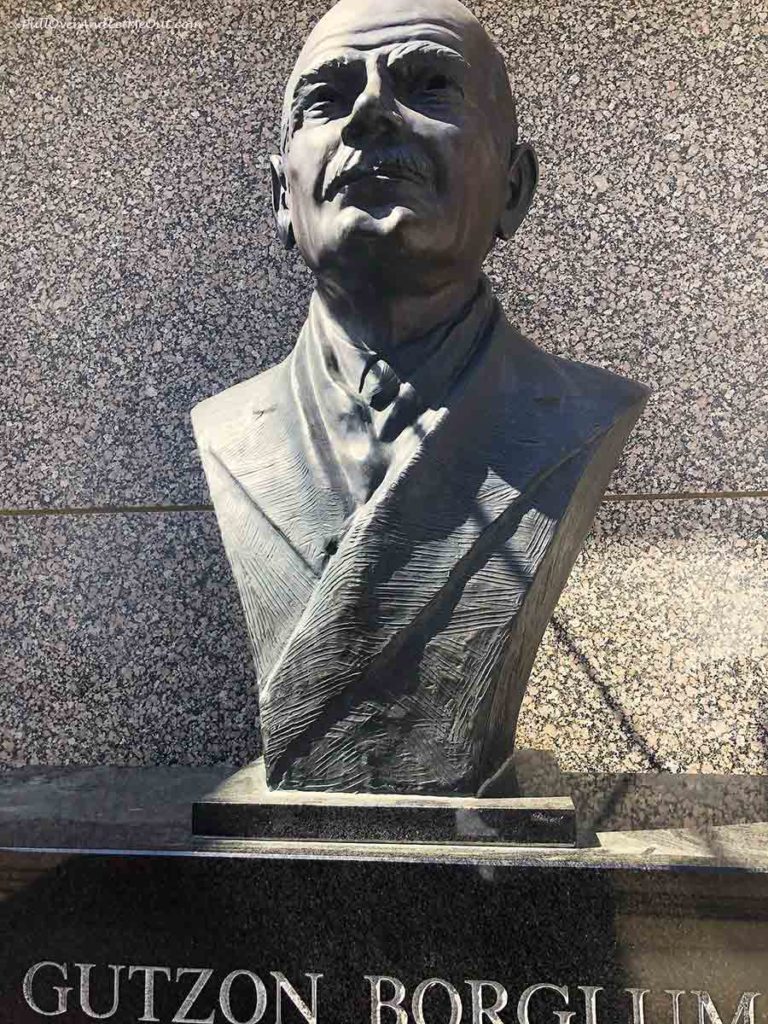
[497,143,538,241]
[270,154,295,250]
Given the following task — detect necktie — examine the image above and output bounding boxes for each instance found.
[360,358,401,410]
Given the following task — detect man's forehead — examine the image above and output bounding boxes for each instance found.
[298,23,472,69]
[291,0,491,79]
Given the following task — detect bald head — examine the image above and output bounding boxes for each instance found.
[281,0,516,155]
[269,0,537,300]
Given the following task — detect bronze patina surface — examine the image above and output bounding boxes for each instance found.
[192,0,648,795]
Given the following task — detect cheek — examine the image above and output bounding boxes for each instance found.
[285,155,313,208]
[285,129,338,198]
[429,121,500,194]
[457,137,505,216]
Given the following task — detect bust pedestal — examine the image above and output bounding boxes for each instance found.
[191,753,577,847]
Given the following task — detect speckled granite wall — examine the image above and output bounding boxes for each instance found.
[1,0,766,774]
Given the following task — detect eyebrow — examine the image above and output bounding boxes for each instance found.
[290,56,355,114]
[293,56,352,92]
[386,40,470,71]
[292,40,470,105]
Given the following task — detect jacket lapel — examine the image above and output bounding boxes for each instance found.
[198,362,342,683]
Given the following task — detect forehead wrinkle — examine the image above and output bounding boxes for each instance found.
[294,18,470,74]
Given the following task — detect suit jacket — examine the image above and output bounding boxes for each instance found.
[192,300,648,795]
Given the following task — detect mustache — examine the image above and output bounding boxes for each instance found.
[321,145,434,201]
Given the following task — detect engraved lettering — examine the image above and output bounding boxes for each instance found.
[467,980,508,1024]
[412,979,462,1024]
[366,975,409,1024]
[271,972,322,1024]
[173,968,215,1024]
[77,964,125,1019]
[692,991,760,1024]
[22,962,72,1017]
[219,970,268,1024]
[626,989,649,1024]
[517,984,571,1024]
[129,966,172,1023]
[666,990,686,1024]
[578,986,603,1024]
[26,962,765,1024]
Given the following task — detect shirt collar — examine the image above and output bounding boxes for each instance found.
[307,275,497,411]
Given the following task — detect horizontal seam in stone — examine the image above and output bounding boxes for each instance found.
[0,504,216,517]
[0,490,766,518]
[602,490,768,502]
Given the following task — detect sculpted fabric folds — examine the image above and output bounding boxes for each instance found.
[192,295,647,794]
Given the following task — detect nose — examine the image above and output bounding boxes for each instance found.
[342,58,402,145]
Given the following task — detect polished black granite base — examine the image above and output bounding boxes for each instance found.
[3,767,768,1023]
[192,756,577,845]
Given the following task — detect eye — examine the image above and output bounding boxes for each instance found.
[423,74,450,91]
[304,86,347,119]
[401,68,463,105]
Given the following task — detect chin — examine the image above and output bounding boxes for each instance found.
[331,204,450,262]
[305,207,452,283]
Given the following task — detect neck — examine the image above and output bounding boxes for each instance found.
[314,275,481,365]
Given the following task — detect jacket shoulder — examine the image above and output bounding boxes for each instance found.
[190,359,289,449]
[495,320,650,414]
[547,350,650,412]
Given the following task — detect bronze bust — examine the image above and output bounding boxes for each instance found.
[192,0,648,796]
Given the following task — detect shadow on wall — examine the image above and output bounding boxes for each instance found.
[517,497,768,776]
